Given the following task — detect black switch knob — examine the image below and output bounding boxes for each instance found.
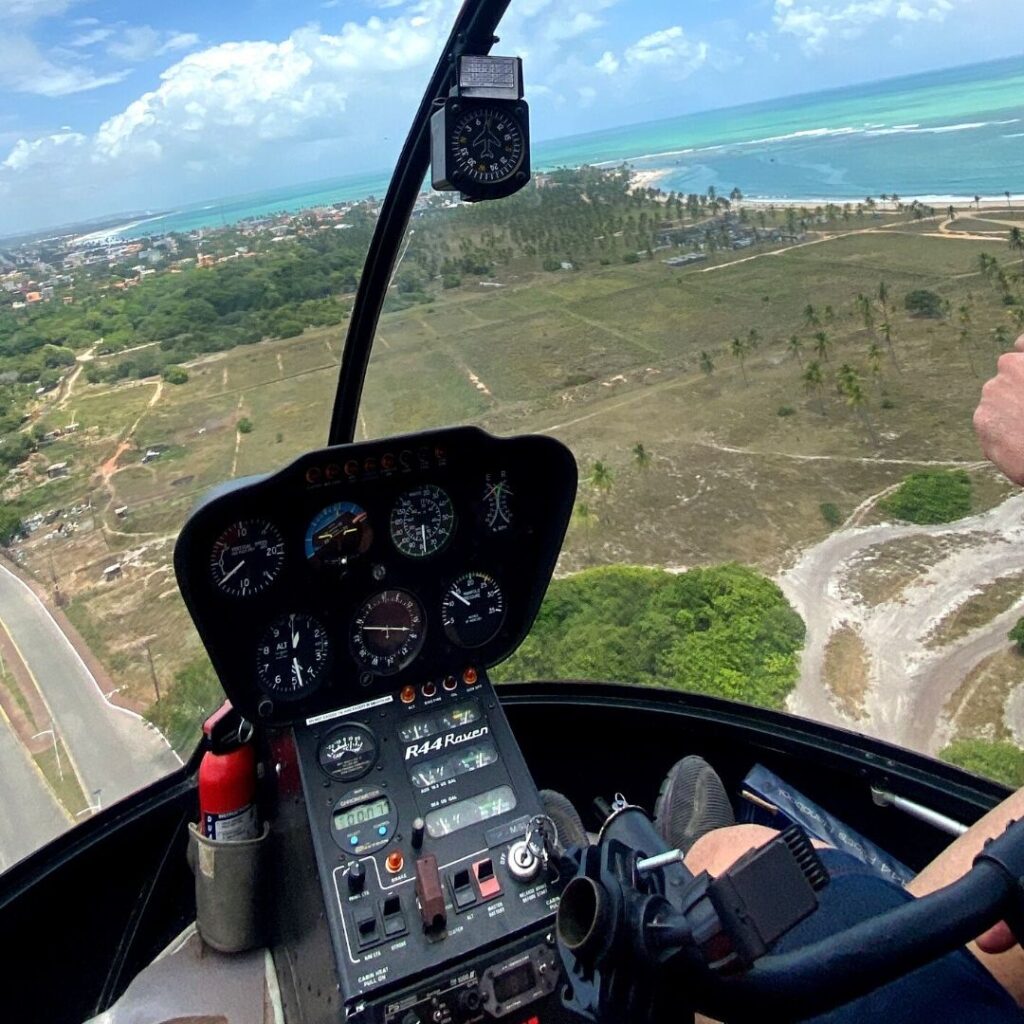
[411,817,425,850]
[348,861,366,894]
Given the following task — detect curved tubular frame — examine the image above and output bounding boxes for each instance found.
[328,0,511,446]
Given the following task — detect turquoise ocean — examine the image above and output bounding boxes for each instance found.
[120,56,1024,239]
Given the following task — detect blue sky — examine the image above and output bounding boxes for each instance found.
[0,0,1022,235]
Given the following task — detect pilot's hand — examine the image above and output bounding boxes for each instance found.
[974,335,1024,485]
[977,920,1017,954]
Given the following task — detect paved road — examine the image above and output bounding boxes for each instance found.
[0,709,68,870]
[0,563,181,814]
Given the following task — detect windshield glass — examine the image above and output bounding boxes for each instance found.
[0,1,436,868]
[0,0,1022,874]
[357,3,1024,787]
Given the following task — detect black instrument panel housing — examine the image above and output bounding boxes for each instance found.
[173,426,576,724]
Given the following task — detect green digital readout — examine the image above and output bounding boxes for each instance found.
[333,796,391,831]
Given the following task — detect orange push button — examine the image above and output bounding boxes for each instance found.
[400,685,416,704]
[386,850,405,874]
[462,666,478,685]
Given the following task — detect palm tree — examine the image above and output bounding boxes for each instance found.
[880,319,899,369]
[731,335,749,383]
[632,442,651,471]
[959,327,978,377]
[699,350,715,376]
[813,330,831,362]
[857,293,876,337]
[877,280,890,318]
[803,303,819,328]
[1007,190,1013,211]
[842,376,879,445]
[572,501,597,562]
[730,187,743,204]
[992,325,1010,352]
[788,335,804,365]
[589,460,614,496]
[867,341,884,391]
[975,195,981,211]
[803,360,826,415]
[747,328,760,350]
[1009,227,1024,261]
[947,205,956,221]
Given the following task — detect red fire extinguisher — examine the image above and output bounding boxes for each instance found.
[198,701,259,841]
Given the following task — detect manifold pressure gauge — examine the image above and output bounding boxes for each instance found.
[431,55,530,202]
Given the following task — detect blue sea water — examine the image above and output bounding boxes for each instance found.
[119,56,1024,239]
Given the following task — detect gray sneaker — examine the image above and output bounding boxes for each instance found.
[539,789,589,848]
[654,756,735,853]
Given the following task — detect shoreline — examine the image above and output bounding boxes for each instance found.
[627,168,1019,212]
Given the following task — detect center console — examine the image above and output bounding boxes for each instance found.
[174,427,578,1024]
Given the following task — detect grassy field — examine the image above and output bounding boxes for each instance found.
[7,212,1023,716]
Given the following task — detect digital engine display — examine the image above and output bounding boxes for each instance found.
[425,785,516,838]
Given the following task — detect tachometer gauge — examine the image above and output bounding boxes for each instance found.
[317,723,378,781]
[350,589,425,675]
[305,502,372,570]
[256,613,329,699]
[482,471,513,533]
[210,519,284,597]
[441,571,505,648]
[390,484,455,558]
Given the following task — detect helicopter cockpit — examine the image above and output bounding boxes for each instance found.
[2,0,1024,1022]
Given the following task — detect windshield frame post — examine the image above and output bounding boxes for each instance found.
[328,0,513,446]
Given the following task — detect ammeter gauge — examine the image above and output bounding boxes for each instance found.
[317,723,378,781]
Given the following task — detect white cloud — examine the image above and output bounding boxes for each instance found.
[1,2,460,223]
[0,0,73,21]
[70,27,113,47]
[773,0,961,53]
[594,50,619,74]
[107,26,201,62]
[0,33,130,95]
[624,26,709,73]
[2,130,85,171]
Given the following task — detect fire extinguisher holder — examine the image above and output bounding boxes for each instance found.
[188,820,270,953]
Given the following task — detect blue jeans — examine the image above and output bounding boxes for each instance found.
[769,849,1024,1022]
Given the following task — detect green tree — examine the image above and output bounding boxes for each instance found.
[788,335,804,366]
[904,290,943,318]
[632,442,651,471]
[699,351,715,377]
[238,417,254,434]
[941,740,1024,788]
[813,330,831,362]
[161,365,189,385]
[880,470,972,524]
[589,460,614,495]
[145,659,224,755]
[731,336,749,383]
[803,304,819,328]
[803,360,826,415]
[1010,616,1024,654]
[1009,227,1024,261]
[0,505,23,544]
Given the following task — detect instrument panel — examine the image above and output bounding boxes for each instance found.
[174,427,577,725]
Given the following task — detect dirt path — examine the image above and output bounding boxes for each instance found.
[779,492,1024,753]
[696,437,987,469]
[57,344,96,410]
